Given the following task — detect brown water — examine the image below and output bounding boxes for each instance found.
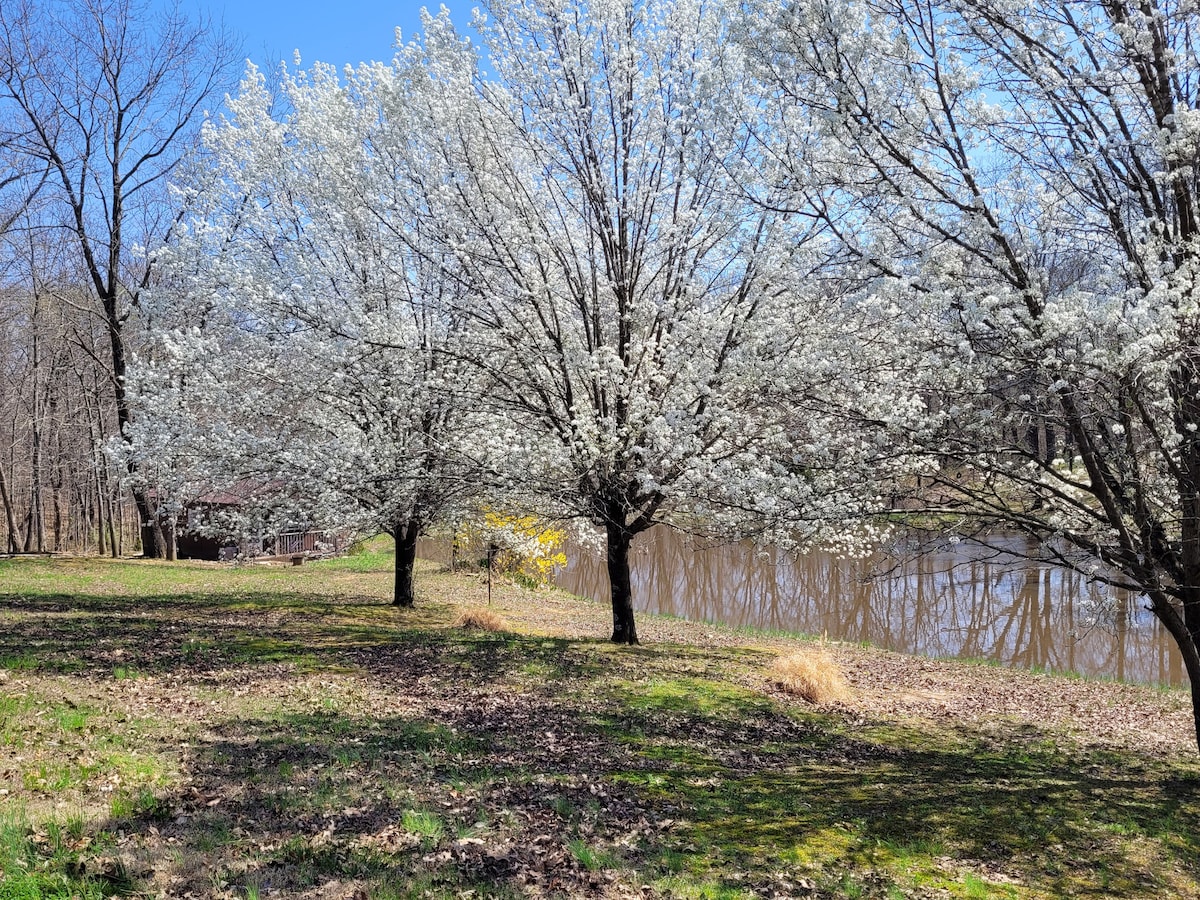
[548,527,1186,686]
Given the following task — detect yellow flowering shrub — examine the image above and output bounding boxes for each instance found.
[461,511,568,585]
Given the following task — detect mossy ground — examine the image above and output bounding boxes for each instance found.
[0,542,1197,898]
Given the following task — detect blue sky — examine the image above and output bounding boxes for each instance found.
[173,0,472,71]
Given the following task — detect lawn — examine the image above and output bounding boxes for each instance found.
[0,543,1197,899]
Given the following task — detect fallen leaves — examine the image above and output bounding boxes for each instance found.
[1,559,1198,900]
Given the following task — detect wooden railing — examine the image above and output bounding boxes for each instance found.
[274,531,336,556]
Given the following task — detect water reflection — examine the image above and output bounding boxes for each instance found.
[548,527,1186,687]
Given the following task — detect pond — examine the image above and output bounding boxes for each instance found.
[549,526,1187,687]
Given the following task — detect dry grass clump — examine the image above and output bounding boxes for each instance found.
[453,606,511,632]
[770,648,852,705]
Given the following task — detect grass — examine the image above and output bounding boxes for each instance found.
[770,647,852,705]
[401,808,445,847]
[567,836,614,871]
[0,547,1197,898]
[452,606,511,632]
[0,808,128,899]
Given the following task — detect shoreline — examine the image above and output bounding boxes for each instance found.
[465,563,1196,758]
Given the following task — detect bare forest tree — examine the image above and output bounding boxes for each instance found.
[0,0,239,556]
[0,271,130,555]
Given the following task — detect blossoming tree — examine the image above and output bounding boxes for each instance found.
[397,1,908,643]
[140,0,917,641]
[751,0,1200,746]
[138,61,484,606]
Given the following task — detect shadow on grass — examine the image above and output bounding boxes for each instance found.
[97,703,638,897]
[4,582,1199,897]
[85,682,1200,899]
[0,590,448,677]
[0,591,613,685]
[661,747,1200,889]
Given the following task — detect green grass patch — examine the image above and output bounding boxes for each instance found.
[401,809,444,847]
[0,554,1197,899]
[567,837,616,871]
[1,652,38,672]
[0,694,33,747]
[223,636,321,669]
[313,534,395,573]
[0,809,128,899]
[616,676,773,719]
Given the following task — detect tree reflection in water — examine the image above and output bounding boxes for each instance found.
[548,527,1185,686]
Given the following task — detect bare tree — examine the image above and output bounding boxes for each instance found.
[0,0,240,556]
[0,216,129,557]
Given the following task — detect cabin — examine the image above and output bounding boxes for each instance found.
[173,483,344,561]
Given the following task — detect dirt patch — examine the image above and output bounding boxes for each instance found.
[487,578,1194,756]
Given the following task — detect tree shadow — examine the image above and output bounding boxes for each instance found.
[5,586,1198,897]
[0,590,441,677]
[93,669,1200,898]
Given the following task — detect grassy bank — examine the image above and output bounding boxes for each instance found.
[0,545,1197,899]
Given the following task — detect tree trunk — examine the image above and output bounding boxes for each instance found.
[1186,654,1200,753]
[606,523,639,645]
[0,464,19,553]
[1146,588,1200,751]
[52,483,62,552]
[136,492,166,558]
[92,455,106,556]
[107,495,119,557]
[50,416,63,551]
[21,505,34,553]
[102,449,119,558]
[29,303,45,553]
[139,519,165,557]
[101,283,165,559]
[392,522,420,607]
[1173,353,1200,751]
